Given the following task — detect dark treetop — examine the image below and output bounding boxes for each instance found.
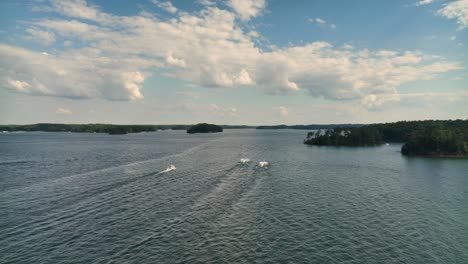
[304,120,468,157]
[187,123,223,134]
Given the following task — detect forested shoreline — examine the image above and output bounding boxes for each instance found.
[0,123,250,134]
[2,121,467,157]
[304,120,468,157]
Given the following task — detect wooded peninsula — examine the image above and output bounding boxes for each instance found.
[304,120,468,157]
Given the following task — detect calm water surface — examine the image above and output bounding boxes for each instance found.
[0,130,467,263]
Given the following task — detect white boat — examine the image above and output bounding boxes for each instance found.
[239,158,250,164]
[258,160,269,167]
[166,164,176,171]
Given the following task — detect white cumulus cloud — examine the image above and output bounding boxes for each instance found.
[7,79,32,92]
[25,28,56,45]
[227,0,266,21]
[56,107,72,114]
[438,0,468,30]
[0,0,463,103]
[48,0,100,21]
[309,17,336,29]
[0,44,154,100]
[415,0,434,6]
[197,0,216,6]
[315,17,326,24]
[362,91,468,109]
[152,0,178,14]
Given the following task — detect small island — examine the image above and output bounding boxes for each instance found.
[187,123,223,134]
[304,120,468,157]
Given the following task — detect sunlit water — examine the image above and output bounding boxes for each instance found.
[1,130,467,263]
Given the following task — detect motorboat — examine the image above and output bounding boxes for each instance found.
[258,160,269,167]
[239,158,250,164]
[166,164,176,171]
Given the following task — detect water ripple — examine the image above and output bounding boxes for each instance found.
[1,130,467,264]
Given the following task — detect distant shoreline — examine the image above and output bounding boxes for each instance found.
[256,124,363,130]
[0,123,254,135]
[0,123,367,134]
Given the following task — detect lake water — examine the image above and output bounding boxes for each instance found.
[1,130,467,263]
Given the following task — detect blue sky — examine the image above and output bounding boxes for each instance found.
[0,0,467,125]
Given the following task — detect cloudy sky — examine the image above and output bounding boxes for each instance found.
[0,0,467,125]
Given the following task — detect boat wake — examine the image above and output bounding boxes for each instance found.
[160,164,176,174]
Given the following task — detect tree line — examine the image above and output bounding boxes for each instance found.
[257,124,363,130]
[0,123,253,134]
[304,120,468,157]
